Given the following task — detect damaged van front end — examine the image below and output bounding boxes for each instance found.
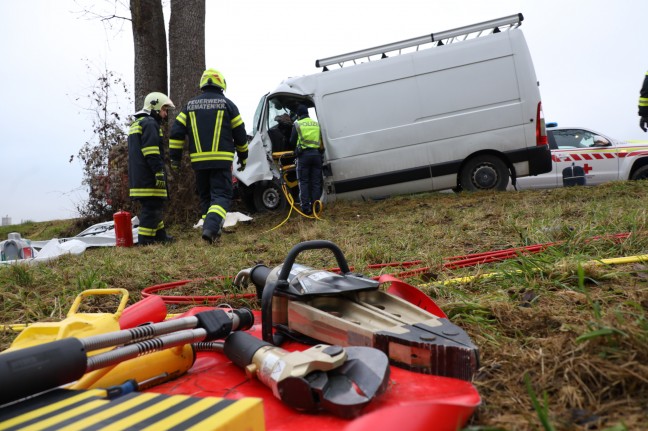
[234,80,316,212]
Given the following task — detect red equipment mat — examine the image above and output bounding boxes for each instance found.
[148,311,481,431]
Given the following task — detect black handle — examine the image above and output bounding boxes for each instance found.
[277,240,351,282]
[262,240,351,346]
[0,338,87,405]
[223,331,272,369]
[249,264,272,296]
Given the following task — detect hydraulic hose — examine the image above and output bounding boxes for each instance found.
[142,277,256,304]
[140,233,632,305]
[0,308,254,405]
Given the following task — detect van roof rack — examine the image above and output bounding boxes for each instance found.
[315,13,524,70]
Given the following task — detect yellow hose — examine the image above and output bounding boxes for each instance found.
[264,183,324,233]
[430,254,648,287]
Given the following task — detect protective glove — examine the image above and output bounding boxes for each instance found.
[170,159,180,171]
[237,157,247,172]
[155,172,166,189]
[641,117,648,132]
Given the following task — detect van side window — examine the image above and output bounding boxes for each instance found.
[266,101,294,152]
[252,94,266,135]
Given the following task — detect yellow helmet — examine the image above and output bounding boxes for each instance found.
[138,92,175,115]
[200,69,227,91]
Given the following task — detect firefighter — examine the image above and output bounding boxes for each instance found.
[289,104,323,215]
[639,71,648,132]
[127,92,176,245]
[169,69,248,244]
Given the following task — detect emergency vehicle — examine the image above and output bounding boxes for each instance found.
[236,13,552,212]
[515,124,648,189]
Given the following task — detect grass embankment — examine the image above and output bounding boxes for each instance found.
[1,182,647,430]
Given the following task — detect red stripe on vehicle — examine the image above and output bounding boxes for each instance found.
[626,151,648,157]
[572,154,582,161]
[605,153,615,159]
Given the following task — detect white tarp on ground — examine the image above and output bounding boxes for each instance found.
[1,212,253,266]
[0,238,87,266]
[193,212,253,229]
[30,216,141,249]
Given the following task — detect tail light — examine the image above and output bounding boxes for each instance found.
[536,102,548,146]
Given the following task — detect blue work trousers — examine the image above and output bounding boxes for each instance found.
[195,168,233,232]
[137,197,165,241]
[296,149,323,213]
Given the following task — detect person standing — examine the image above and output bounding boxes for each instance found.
[127,92,176,245]
[169,69,248,243]
[290,104,323,215]
[640,71,648,132]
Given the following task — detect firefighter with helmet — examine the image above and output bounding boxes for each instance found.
[639,70,648,132]
[169,69,248,244]
[127,92,176,245]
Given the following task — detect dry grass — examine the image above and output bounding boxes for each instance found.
[1,181,648,430]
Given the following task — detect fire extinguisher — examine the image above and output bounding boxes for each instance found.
[113,210,133,247]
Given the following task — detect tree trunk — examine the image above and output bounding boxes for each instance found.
[166,0,206,223]
[169,0,205,112]
[130,0,168,112]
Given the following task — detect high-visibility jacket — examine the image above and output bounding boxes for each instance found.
[294,117,321,150]
[169,87,248,170]
[639,71,648,118]
[128,114,167,199]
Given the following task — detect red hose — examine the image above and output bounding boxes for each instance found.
[142,233,631,304]
[141,277,256,304]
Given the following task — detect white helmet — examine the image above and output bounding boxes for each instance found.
[136,92,175,115]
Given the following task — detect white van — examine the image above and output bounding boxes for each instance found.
[236,13,552,212]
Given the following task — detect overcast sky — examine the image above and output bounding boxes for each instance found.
[1,0,646,223]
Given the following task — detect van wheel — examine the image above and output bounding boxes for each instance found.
[630,165,648,180]
[460,155,509,191]
[253,180,287,212]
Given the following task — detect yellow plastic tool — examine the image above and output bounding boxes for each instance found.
[5,288,129,353]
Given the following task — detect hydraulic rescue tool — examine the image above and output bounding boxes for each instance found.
[0,307,254,405]
[196,330,390,419]
[233,240,479,380]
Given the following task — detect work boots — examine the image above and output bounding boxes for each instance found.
[155,229,175,244]
[202,217,224,244]
[138,230,174,246]
[201,227,221,244]
[137,235,157,246]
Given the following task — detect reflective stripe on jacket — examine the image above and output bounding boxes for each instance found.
[169,87,248,170]
[295,117,321,150]
[639,71,648,117]
[127,114,167,199]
